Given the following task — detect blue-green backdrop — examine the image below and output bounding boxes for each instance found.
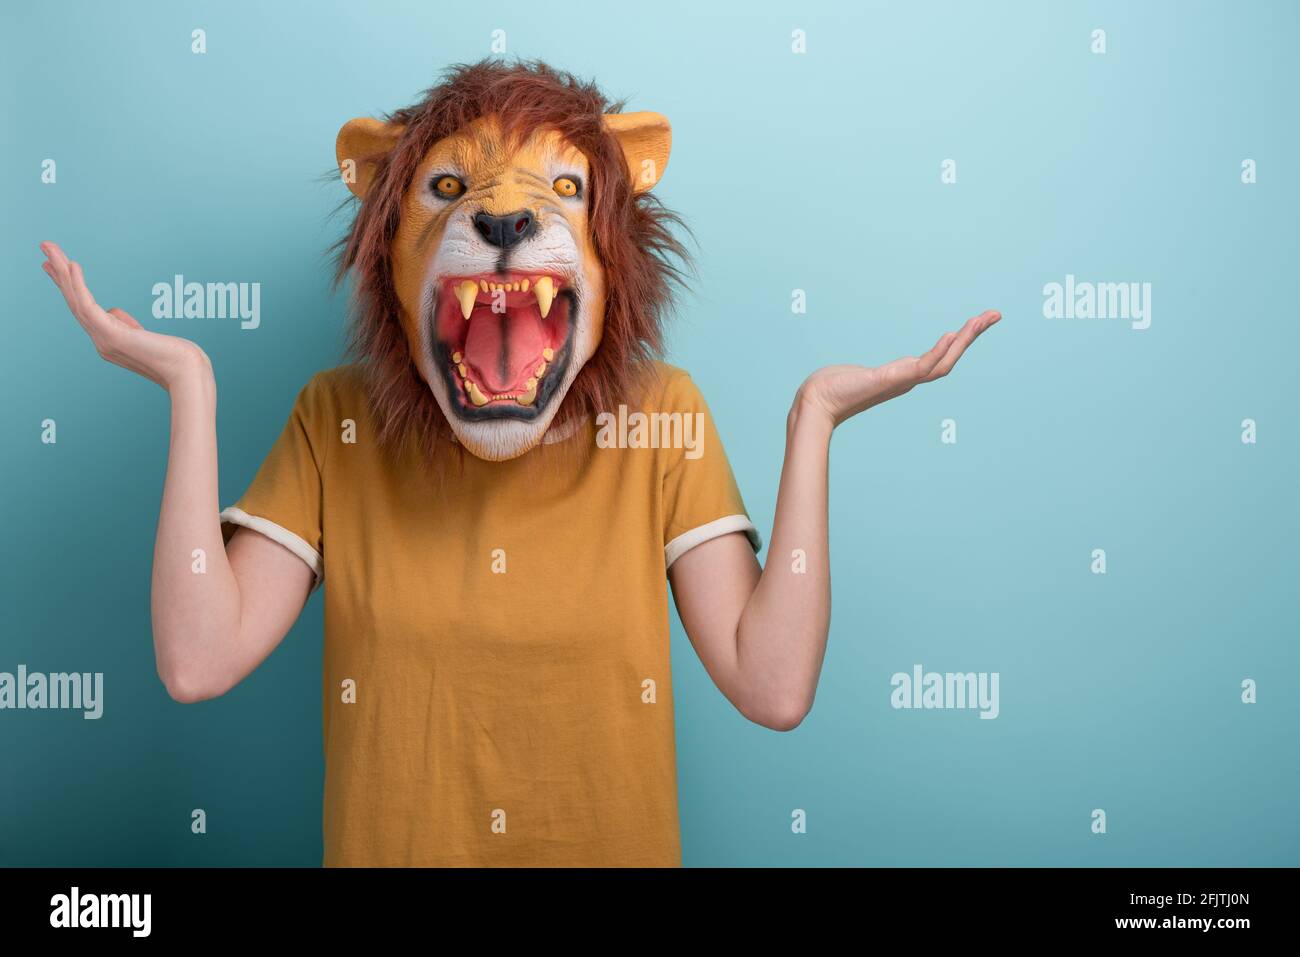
[2,0,1296,866]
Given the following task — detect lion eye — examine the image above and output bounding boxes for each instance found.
[553,176,580,198]
[432,175,465,199]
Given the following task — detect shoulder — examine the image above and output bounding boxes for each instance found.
[640,361,709,412]
[293,364,369,420]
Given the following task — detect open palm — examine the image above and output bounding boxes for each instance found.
[40,241,210,390]
[799,310,1001,427]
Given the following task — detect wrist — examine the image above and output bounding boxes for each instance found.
[788,389,836,441]
[166,347,215,402]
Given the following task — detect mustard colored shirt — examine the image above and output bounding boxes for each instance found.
[219,362,760,866]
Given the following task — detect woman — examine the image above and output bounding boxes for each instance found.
[39,60,999,866]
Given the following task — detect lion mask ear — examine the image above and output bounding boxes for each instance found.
[602,112,672,193]
[336,117,406,199]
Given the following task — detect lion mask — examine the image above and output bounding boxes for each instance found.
[335,61,683,462]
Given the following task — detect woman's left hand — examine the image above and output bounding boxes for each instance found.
[795,309,1001,429]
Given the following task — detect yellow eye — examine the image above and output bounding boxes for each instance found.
[553,176,579,198]
[433,175,465,199]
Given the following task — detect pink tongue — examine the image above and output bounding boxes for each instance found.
[462,305,545,393]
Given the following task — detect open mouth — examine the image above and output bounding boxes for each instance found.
[432,272,575,420]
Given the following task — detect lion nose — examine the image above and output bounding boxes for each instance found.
[473,210,535,249]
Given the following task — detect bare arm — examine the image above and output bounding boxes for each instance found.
[670,310,1001,730]
[41,242,314,703]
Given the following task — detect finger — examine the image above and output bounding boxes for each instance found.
[63,260,98,318]
[885,331,956,388]
[69,260,92,302]
[40,242,73,288]
[923,330,975,382]
[68,261,110,321]
[967,309,1001,338]
[47,261,86,314]
[54,259,116,341]
[879,345,941,392]
[923,310,999,382]
[969,309,1001,338]
[913,331,957,378]
[42,241,73,277]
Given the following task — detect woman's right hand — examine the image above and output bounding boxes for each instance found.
[40,241,212,391]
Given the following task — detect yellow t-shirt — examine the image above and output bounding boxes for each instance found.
[219,361,760,866]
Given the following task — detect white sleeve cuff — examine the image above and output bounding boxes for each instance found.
[220,506,323,586]
[664,514,762,570]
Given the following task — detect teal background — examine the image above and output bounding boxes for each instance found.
[2,0,1296,866]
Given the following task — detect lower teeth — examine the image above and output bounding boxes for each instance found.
[459,368,544,407]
